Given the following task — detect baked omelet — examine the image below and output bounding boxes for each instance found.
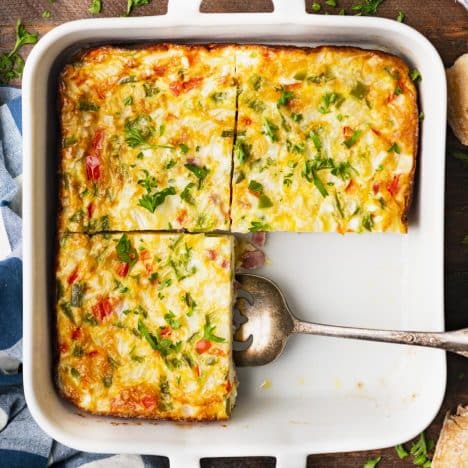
[59,45,236,233]
[56,232,237,420]
[231,46,418,233]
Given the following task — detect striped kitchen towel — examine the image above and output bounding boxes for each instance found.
[0,87,167,467]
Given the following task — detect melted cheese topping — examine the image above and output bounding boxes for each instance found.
[59,45,236,233]
[56,233,236,420]
[231,46,418,233]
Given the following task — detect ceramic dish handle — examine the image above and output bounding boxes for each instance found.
[166,0,306,19]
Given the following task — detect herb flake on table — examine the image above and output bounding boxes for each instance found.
[396,10,405,22]
[127,0,151,16]
[0,19,38,85]
[363,457,381,468]
[351,0,384,15]
[89,0,102,14]
[42,10,52,18]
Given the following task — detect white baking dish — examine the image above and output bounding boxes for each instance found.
[22,1,447,466]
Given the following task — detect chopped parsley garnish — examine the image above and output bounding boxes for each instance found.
[71,283,85,307]
[308,130,322,152]
[350,81,369,100]
[72,345,84,358]
[396,10,405,22]
[184,163,209,189]
[70,368,80,379]
[78,100,99,111]
[419,112,425,121]
[387,142,401,154]
[124,116,154,147]
[291,112,303,122]
[248,180,264,194]
[311,2,321,12]
[60,303,75,324]
[395,444,409,459]
[234,140,252,164]
[302,156,334,197]
[180,182,196,205]
[263,118,279,142]
[331,161,357,180]
[116,234,138,266]
[126,0,151,16]
[277,90,294,107]
[258,194,273,208]
[221,130,234,138]
[123,95,133,106]
[138,319,182,357]
[410,69,422,82]
[362,213,374,231]
[334,192,344,218]
[394,86,403,95]
[249,220,271,232]
[363,457,381,468]
[351,0,384,16]
[137,169,157,193]
[248,99,265,113]
[0,20,38,85]
[138,187,176,213]
[249,74,263,91]
[409,432,434,467]
[143,83,159,96]
[343,129,362,148]
[318,92,345,114]
[102,375,113,388]
[169,243,197,281]
[203,316,225,343]
[88,0,102,14]
[164,158,176,169]
[149,272,159,284]
[179,143,189,154]
[63,136,77,147]
[184,292,197,316]
[164,311,181,330]
[210,91,226,103]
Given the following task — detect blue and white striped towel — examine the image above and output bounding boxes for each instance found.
[0,87,167,468]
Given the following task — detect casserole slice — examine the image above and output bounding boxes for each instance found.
[231,45,418,233]
[58,44,236,233]
[56,232,237,420]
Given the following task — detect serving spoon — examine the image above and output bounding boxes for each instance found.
[233,273,468,367]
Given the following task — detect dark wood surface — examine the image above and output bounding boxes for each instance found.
[1,1,466,466]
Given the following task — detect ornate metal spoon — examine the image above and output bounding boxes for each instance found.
[233,273,468,367]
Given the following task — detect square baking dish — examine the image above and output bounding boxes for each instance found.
[22,1,447,466]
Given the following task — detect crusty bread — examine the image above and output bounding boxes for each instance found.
[432,405,468,467]
[447,54,468,146]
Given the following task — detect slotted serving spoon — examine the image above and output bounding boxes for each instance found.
[233,273,468,366]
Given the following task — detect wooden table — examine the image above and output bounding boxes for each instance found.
[1,1,466,466]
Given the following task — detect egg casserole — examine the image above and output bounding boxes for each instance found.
[56,232,237,420]
[58,44,236,233]
[231,45,418,233]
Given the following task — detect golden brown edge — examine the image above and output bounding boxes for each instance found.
[55,43,419,419]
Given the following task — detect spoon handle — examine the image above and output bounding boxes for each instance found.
[292,320,468,358]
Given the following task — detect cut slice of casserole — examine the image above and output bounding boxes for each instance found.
[231,45,418,233]
[58,44,236,233]
[56,232,237,420]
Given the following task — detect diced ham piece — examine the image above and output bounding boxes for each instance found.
[85,129,105,181]
[250,231,266,248]
[240,249,265,270]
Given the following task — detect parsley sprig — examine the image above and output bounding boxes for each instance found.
[0,19,38,85]
[116,234,138,266]
[127,0,151,16]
